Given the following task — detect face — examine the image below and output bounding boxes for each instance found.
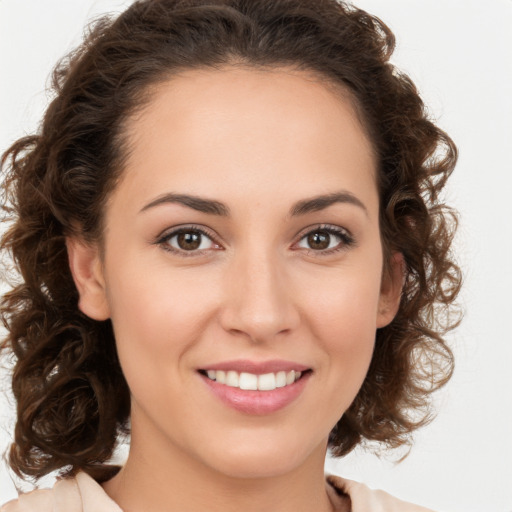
[69,67,401,480]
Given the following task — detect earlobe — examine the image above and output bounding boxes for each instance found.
[376,252,405,328]
[66,238,110,321]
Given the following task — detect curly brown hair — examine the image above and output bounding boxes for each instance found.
[0,0,461,482]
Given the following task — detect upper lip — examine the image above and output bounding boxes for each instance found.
[198,359,310,374]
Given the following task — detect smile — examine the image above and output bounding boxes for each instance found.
[197,360,312,414]
[201,370,302,391]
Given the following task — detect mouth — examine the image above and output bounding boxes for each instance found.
[198,369,310,391]
[197,359,312,414]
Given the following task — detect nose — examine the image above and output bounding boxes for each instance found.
[219,248,300,344]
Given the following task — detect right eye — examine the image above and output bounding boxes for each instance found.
[157,227,221,255]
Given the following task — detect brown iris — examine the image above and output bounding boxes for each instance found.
[307,230,331,250]
[177,231,202,250]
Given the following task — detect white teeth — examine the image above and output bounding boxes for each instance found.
[204,369,306,391]
[275,371,287,388]
[225,371,239,387]
[239,372,258,390]
[258,372,276,391]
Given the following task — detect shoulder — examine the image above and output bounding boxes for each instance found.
[0,477,78,512]
[1,472,122,512]
[326,474,437,512]
[1,489,53,512]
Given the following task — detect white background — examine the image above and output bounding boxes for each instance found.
[1,1,511,511]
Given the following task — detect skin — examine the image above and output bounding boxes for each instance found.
[68,66,402,512]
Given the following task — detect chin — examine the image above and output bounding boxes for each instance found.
[210,455,302,480]
[198,435,327,480]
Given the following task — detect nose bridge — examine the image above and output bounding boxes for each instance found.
[221,242,298,342]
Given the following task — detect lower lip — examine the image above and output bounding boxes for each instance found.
[200,372,311,415]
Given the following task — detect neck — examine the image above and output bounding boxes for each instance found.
[102,420,336,512]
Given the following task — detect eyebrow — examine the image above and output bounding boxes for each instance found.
[140,193,230,216]
[140,190,367,217]
[290,192,368,217]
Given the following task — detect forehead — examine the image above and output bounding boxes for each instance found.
[115,66,377,215]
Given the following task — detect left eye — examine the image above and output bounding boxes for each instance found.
[165,229,215,252]
[297,229,346,251]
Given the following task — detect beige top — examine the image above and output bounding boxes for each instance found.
[1,472,435,512]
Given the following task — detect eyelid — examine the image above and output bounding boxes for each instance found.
[154,224,223,255]
[292,223,356,254]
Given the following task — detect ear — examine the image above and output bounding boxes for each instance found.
[376,252,404,328]
[66,237,110,321]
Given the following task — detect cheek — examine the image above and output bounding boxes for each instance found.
[300,261,382,341]
[298,262,382,396]
[104,257,220,375]
[313,285,378,374]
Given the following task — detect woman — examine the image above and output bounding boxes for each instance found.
[0,0,460,510]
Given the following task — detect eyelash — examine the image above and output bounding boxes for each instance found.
[294,224,355,256]
[155,225,221,257]
[155,224,355,256]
